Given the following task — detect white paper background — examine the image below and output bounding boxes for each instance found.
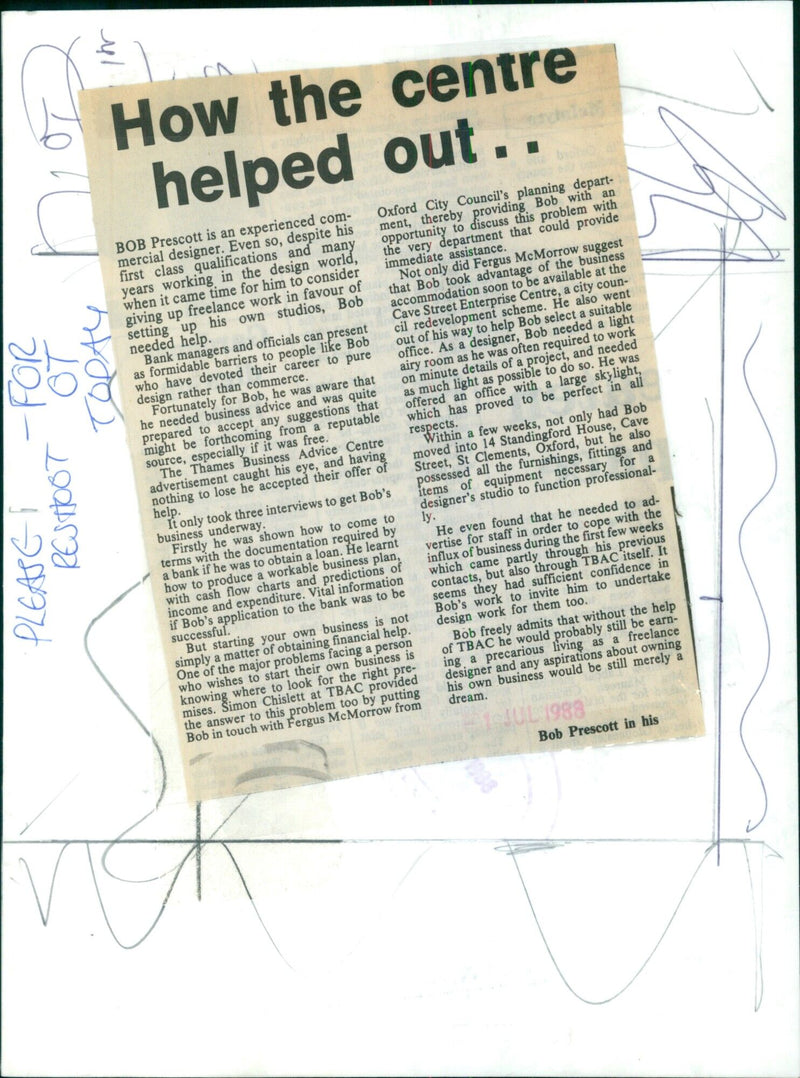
[3,5,796,1076]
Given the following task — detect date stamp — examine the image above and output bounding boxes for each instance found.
[463,700,586,732]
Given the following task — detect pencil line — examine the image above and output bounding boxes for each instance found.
[19,774,80,836]
[714,225,727,865]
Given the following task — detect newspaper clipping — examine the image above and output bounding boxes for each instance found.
[80,44,704,801]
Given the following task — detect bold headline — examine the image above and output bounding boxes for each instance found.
[110,51,578,210]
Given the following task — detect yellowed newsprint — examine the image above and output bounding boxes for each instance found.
[80,44,704,801]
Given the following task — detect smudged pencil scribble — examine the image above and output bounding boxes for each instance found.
[629,107,785,261]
